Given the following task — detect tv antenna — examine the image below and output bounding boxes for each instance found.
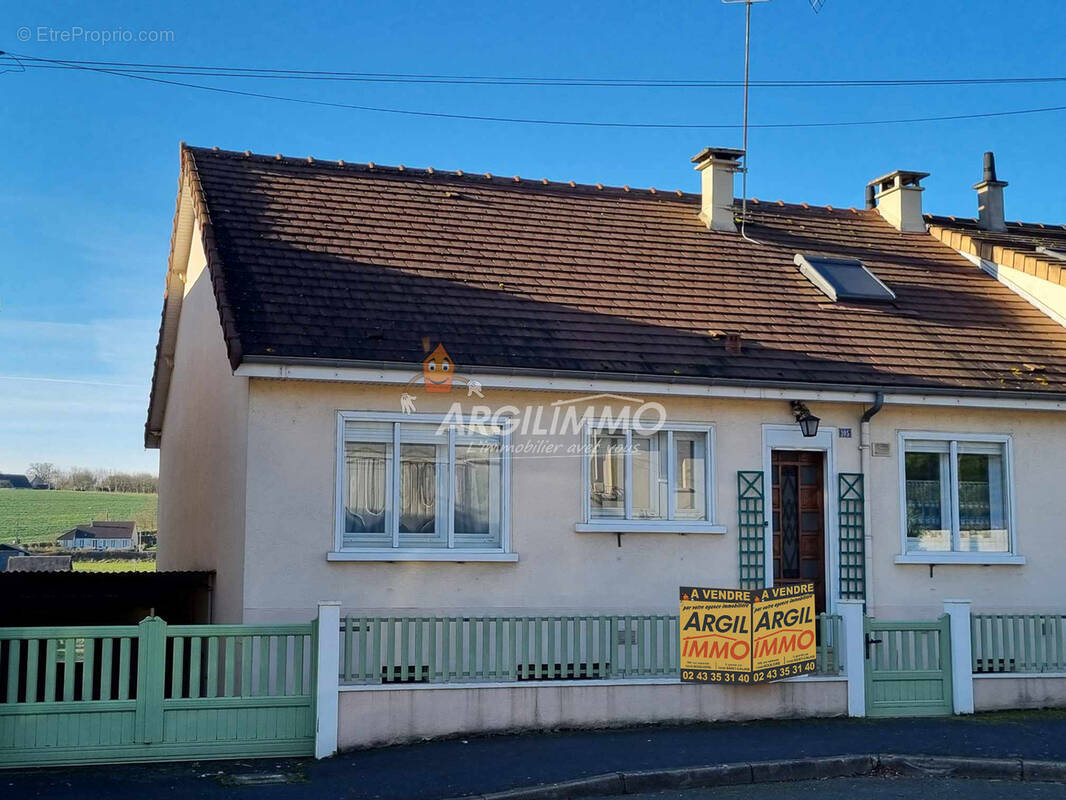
[721,0,823,243]
[721,0,774,244]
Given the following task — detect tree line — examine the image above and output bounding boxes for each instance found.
[26,463,158,494]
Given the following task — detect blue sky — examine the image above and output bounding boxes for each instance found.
[2,0,1065,473]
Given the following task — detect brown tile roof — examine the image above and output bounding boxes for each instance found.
[927,215,1066,292]
[152,145,1066,428]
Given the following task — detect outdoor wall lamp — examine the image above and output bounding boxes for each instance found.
[790,400,821,438]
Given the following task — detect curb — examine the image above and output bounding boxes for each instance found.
[449,753,1065,800]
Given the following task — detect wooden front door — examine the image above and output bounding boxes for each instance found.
[771,450,827,614]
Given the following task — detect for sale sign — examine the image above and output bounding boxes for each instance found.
[750,585,817,681]
[679,587,753,683]
[680,584,816,685]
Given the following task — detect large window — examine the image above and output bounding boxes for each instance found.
[899,434,1016,560]
[582,425,719,533]
[335,415,510,559]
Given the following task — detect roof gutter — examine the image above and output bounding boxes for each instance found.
[235,355,1066,410]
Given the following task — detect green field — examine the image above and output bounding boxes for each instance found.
[0,489,157,545]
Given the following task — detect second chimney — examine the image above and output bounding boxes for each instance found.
[691,147,744,232]
[974,151,1008,232]
[867,170,929,233]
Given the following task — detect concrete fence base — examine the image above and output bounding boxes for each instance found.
[336,677,848,750]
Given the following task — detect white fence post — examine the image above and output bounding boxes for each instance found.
[943,599,974,715]
[315,601,341,759]
[838,600,866,717]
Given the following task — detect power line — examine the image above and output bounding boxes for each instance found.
[4,53,1066,89]
[4,50,1066,130]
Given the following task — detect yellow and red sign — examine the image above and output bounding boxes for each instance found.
[680,584,816,684]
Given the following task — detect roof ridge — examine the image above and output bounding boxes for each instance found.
[183,144,878,215]
[184,144,697,200]
[926,212,1066,232]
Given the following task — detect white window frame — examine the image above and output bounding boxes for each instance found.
[576,421,724,534]
[329,411,516,562]
[895,431,1024,565]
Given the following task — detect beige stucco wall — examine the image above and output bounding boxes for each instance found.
[336,678,847,749]
[974,675,1066,711]
[239,378,1066,624]
[156,218,249,622]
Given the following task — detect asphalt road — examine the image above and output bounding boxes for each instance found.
[611,777,1066,799]
[7,711,1066,800]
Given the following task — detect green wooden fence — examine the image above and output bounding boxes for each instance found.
[339,612,842,684]
[971,614,1066,673]
[0,618,315,768]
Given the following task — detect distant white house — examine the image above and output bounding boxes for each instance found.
[56,521,138,551]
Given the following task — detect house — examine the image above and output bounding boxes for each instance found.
[149,144,1066,634]
[29,476,52,490]
[57,520,138,550]
[0,544,29,571]
[0,474,31,490]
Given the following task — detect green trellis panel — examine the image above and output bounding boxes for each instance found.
[838,472,866,601]
[737,471,766,590]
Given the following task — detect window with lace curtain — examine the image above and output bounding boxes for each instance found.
[335,415,510,558]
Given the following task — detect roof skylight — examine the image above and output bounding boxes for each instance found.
[794,254,896,303]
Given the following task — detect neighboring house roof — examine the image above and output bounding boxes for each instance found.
[57,520,136,541]
[927,215,1066,293]
[0,474,32,489]
[6,555,72,572]
[0,544,29,554]
[146,145,1066,444]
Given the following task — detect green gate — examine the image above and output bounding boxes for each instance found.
[864,615,953,717]
[0,618,315,768]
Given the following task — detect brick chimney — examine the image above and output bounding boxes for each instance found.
[691,147,744,232]
[974,151,1008,232]
[867,170,929,233]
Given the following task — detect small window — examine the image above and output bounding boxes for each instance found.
[900,435,1012,556]
[339,417,507,553]
[587,425,714,526]
[794,254,896,302]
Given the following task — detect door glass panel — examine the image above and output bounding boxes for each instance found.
[780,464,800,579]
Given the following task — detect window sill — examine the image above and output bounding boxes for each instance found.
[327,550,518,563]
[894,553,1026,566]
[574,522,727,535]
